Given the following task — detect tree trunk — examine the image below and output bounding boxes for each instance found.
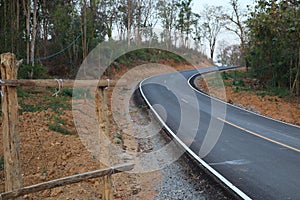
[42,0,48,56]
[82,0,87,77]
[136,0,142,45]
[127,0,131,47]
[291,48,300,96]
[16,0,20,53]
[3,0,7,50]
[22,0,30,64]
[30,0,38,66]
[210,38,216,61]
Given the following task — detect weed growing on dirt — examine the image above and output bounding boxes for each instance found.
[222,70,292,99]
[48,116,74,135]
[18,88,72,114]
[0,155,4,171]
[48,123,72,135]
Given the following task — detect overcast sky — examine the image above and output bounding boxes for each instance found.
[192,0,253,13]
[191,0,254,61]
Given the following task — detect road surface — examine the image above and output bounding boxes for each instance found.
[139,67,300,200]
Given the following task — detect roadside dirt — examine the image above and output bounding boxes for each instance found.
[1,61,298,199]
[0,59,219,199]
[195,69,300,126]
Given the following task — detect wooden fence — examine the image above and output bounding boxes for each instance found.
[0,52,132,199]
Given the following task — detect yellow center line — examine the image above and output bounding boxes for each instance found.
[217,117,300,153]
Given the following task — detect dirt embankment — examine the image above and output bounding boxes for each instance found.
[1,61,298,199]
[0,59,220,199]
[195,70,300,126]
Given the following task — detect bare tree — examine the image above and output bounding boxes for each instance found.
[134,0,158,45]
[157,0,180,49]
[201,5,226,61]
[127,0,132,47]
[22,0,30,64]
[31,0,38,66]
[224,0,248,68]
[22,0,38,66]
[217,42,244,66]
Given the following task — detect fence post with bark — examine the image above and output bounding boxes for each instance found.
[0,52,132,199]
[0,53,23,199]
[96,84,114,200]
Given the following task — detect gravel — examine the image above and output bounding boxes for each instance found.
[130,88,237,200]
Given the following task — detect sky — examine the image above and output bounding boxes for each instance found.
[191,0,254,61]
[192,0,252,11]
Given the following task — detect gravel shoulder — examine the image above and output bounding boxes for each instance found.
[0,62,237,199]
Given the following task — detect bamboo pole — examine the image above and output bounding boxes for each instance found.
[0,53,23,199]
[0,163,134,200]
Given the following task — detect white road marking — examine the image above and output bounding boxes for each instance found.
[181,98,189,104]
[139,78,252,200]
[209,159,251,166]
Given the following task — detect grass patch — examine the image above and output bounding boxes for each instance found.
[0,155,4,171]
[71,88,93,100]
[18,88,72,114]
[49,116,72,135]
[268,87,290,98]
[256,91,268,98]
[222,70,292,99]
[49,123,72,135]
[222,70,247,80]
[116,134,122,140]
[115,48,187,67]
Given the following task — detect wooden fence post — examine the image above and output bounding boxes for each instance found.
[96,86,113,200]
[0,53,23,199]
[102,87,113,200]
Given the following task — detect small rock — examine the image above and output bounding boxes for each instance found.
[61,154,67,160]
[50,187,63,196]
[62,161,67,166]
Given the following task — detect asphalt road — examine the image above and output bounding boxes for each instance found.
[139,67,300,200]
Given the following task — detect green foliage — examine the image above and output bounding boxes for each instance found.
[176,0,195,38]
[246,0,300,95]
[221,72,230,80]
[222,70,291,98]
[18,64,48,79]
[116,134,123,141]
[17,88,30,98]
[0,155,4,171]
[49,123,72,135]
[256,91,268,98]
[114,48,186,67]
[268,87,290,98]
[19,90,72,114]
[222,71,247,80]
[61,88,73,97]
[232,80,245,87]
[72,88,93,100]
[49,116,73,135]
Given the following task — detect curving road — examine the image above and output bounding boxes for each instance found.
[139,67,300,200]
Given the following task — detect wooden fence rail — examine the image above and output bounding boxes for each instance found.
[0,163,134,200]
[0,79,120,88]
[0,52,129,200]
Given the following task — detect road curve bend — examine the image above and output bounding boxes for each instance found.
[139,67,300,200]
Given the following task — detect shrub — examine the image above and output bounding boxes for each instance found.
[18,64,48,79]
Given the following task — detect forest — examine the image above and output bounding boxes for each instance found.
[0,0,299,95]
